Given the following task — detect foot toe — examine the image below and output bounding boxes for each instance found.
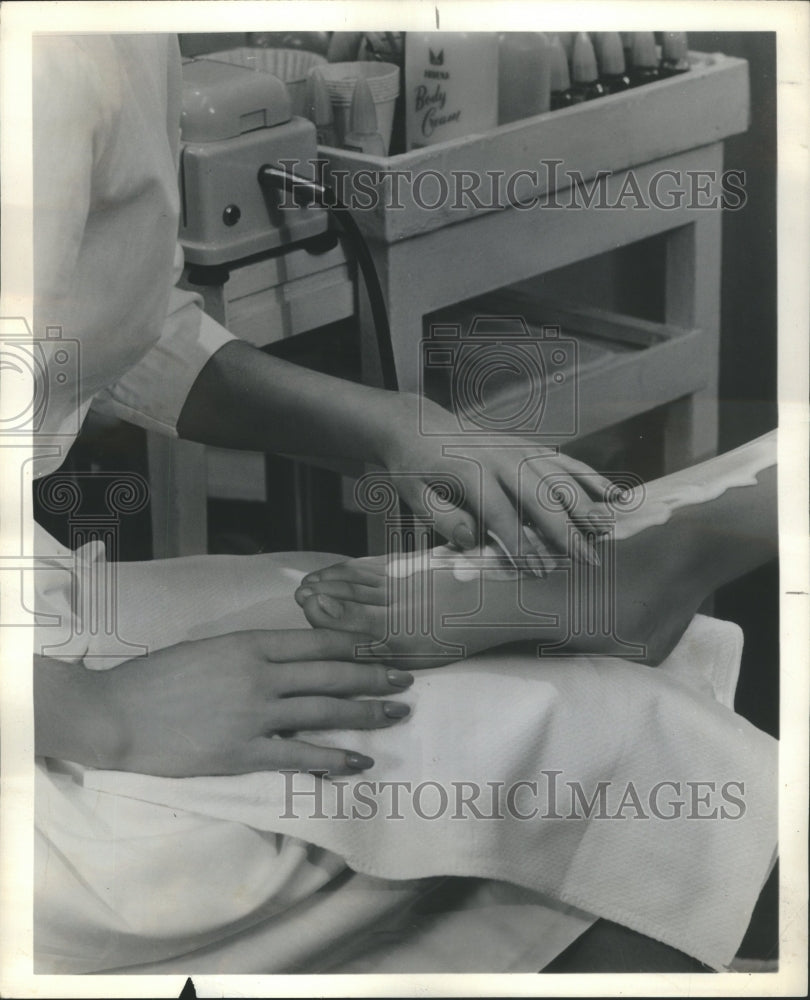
[296,578,388,607]
[301,592,382,638]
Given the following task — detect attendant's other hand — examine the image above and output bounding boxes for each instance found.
[36,630,412,777]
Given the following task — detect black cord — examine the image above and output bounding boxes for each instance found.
[257,165,399,392]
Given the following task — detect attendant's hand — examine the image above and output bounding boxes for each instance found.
[37,630,412,777]
[378,394,612,569]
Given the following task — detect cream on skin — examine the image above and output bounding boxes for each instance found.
[295,433,778,667]
[383,432,776,581]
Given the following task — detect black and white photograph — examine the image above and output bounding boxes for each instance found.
[1,1,807,996]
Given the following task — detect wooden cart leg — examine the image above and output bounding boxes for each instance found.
[146,433,208,558]
[662,209,723,473]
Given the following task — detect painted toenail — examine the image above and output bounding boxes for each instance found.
[317,593,344,619]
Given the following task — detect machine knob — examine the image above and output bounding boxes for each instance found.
[222,204,241,226]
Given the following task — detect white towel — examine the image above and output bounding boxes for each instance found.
[36,547,600,974]
[83,585,776,972]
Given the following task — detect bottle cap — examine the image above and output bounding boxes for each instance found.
[305,69,333,127]
[597,32,626,75]
[348,76,378,135]
[662,31,688,62]
[572,33,598,83]
[631,31,658,69]
[549,36,571,91]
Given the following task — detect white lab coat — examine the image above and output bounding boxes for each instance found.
[33,34,234,468]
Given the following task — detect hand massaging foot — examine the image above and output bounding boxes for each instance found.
[295,435,777,668]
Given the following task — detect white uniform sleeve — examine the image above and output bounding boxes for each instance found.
[91,245,236,436]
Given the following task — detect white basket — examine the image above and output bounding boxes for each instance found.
[208,47,328,116]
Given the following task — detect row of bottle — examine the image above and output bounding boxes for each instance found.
[300,31,690,155]
[545,32,690,113]
[404,30,689,151]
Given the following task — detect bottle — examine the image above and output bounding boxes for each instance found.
[620,31,634,68]
[358,31,404,65]
[342,77,387,156]
[629,32,660,87]
[548,35,574,110]
[404,32,498,149]
[570,33,606,102]
[497,32,551,124]
[305,69,337,147]
[556,32,576,61]
[326,32,363,62]
[660,32,690,77]
[596,32,632,94]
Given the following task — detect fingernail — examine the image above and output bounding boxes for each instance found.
[345,752,375,770]
[306,572,321,583]
[297,587,313,599]
[317,593,344,619]
[452,523,476,549]
[387,668,414,688]
[383,701,411,719]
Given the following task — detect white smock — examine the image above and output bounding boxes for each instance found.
[32,33,777,976]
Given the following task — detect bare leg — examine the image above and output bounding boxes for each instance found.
[296,446,777,667]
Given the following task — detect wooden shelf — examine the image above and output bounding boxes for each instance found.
[425,292,709,442]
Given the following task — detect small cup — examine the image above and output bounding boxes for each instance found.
[311,61,400,151]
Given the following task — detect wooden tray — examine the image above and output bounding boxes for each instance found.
[318,52,749,244]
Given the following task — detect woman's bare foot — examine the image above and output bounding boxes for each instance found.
[295,458,777,669]
[294,515,696,668]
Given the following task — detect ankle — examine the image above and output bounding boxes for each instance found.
[614,517,703,665]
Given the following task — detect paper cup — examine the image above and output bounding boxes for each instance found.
[311,61,400,151]
[208,47,327,117]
